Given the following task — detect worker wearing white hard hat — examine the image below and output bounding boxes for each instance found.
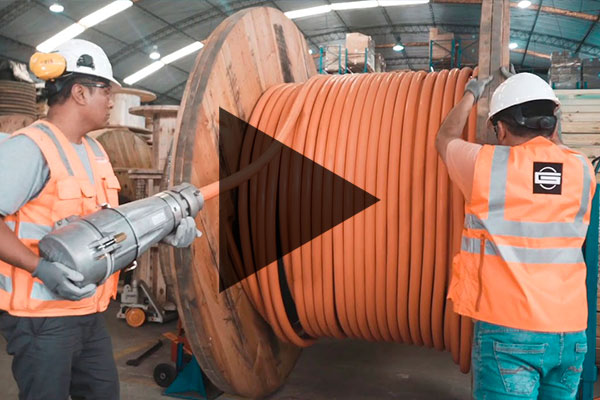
[436,70,595,399]
[0,39,121,399]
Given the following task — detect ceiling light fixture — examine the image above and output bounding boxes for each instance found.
[124,41,205,85]
[393,44,404,51]
[123,62,165,86]
[49,3,64,13]
[149,45,160,60]
[284,5,331,19]
[331,1,378,11]
[309,49,314,54]
[37,0,133,52]
[509,42,518,49]
[378,0,430,5]
[285,0,429,19]
[517,0,531,8]
[160,41,204,64]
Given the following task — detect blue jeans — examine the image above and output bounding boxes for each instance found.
[472,321,587,399]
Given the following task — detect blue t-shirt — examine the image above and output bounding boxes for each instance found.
[0,134,94,216]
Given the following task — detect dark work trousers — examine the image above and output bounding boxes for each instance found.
[0,311,120,400]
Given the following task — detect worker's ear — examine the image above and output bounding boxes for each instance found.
[70,83,89,106]
[496,121,508,144]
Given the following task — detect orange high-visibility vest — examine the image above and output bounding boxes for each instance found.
[448,136,596,332]
[0,121,121,317]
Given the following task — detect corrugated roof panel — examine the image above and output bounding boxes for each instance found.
[37,0,116,21]
[431,3,481,26]
[333,8,388,27]
[98,7,165,44]
[275,0,328,12]
[535,13,592,42]
[383,4,433,25]
[184,17,229,40]
[136,65,188,94]
[134,0,214,24]
[77,30,127,57]
[0,7,72,47]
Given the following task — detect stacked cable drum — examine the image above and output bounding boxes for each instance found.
[167,7,478,398]
[237,69,477,373]
[0,80,37,133]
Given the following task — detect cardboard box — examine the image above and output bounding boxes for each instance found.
[429,28,455,60]
[324,45,346,73]
[375,52,386,73]
[345,32,375,72]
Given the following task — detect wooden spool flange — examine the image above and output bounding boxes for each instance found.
[165,7,316,398]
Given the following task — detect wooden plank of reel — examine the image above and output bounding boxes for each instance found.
[163,7,316,398]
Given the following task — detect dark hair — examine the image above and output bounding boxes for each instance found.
[491,100,557,138]
[46,73,110,107]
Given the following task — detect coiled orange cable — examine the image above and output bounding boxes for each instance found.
[206,69,477,371]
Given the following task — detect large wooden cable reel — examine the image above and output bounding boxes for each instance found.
[165,7,315,398]
[165,6,477,399]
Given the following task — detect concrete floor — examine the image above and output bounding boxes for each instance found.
[0,301,595,399]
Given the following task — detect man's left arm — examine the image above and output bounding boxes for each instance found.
[435,76,493,163]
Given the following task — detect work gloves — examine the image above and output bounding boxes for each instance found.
[500,64,517,78]
[464,75,494,102]
[161,216,201,248]
[33,259,97,300]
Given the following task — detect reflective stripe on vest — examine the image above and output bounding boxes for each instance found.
[461,236,584,264]
[31,282,61,300]
[33,123,74,176]
[0,274,12,293]
[5,220,51,240]
[465,146,591,239]
[85,137,105,158]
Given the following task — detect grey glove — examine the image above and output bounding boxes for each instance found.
[32,259,97,300]
[464,75,494,102]
[161,216,201,248]
[500,64,516,78]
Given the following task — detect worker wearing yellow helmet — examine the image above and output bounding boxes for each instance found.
[437,70,595,399]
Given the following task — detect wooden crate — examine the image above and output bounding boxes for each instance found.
[557,89,600,159]
[557,89,600,365]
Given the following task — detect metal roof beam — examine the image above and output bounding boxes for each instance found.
[267,1,321,51]
[0,0,35,26]
[109,0,271,65]
[520,0,542,67]
[574,12,600,55]
[433,0,599,22]
[307,24,600,57]
[379,7,413,69]
[133,3,199,42]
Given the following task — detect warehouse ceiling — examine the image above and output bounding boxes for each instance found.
[0,0,599,104]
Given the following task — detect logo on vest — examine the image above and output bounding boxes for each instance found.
[533,162,562,194]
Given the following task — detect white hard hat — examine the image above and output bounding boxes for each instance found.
[488,72,559,120]
[54,39,120,86]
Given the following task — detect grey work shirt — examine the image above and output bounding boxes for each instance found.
[0,133,95,217]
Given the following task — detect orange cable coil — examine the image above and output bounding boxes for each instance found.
[205,69,477,372]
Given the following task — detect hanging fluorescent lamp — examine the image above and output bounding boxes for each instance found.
[37,0,133,52]
[285,0,429,19]
[331,1,378,10]
[284,5,331,19]
[124,42,204,85]
[378,0,430,5]
[509,42,518,49]
[393,44,404,51]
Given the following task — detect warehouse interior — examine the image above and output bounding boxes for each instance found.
[1,0,600,399]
